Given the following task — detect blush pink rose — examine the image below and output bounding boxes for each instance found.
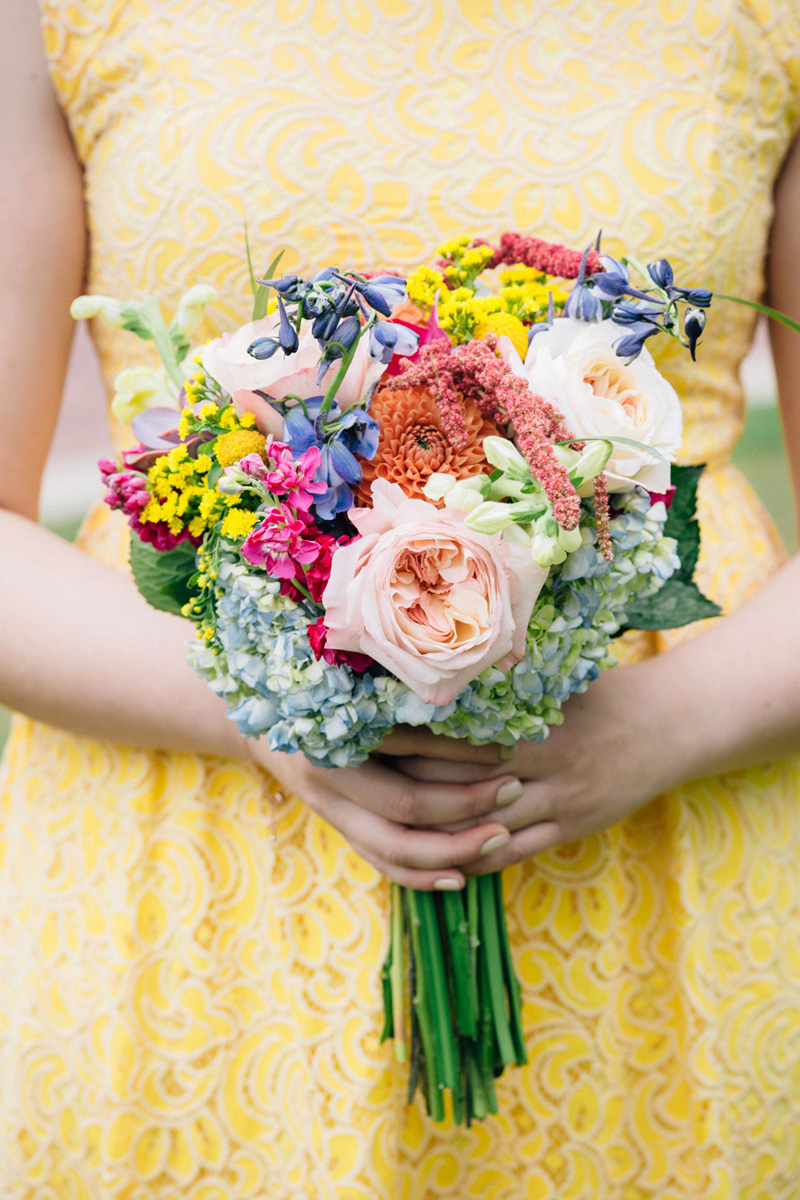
[322,480,549,705]
[201,315,388,437]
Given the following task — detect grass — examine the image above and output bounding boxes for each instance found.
[0,410,796,757]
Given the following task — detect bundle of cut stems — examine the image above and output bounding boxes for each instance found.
[380,872,527,1125]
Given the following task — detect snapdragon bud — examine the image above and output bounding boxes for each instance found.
[70,294,148,335]
[111,366,177,425]
[530,532,567,567]
[217,473,245,496]
[570,439,613,488]
[171,285,217,338]
[423,472,457,501]
[557,525,583,553]
[446,485,484,513]
[482,436,532,482]
[465,501,516,534]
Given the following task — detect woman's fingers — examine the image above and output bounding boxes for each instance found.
[327,756,523,827]
[378,726,505,763]
[310,787,513,888]
[397,756,506,784]
[462,818,562,875]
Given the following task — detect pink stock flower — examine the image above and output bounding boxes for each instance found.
[322,479,548,706]
[241,504,320,580]
[263,443,327,511]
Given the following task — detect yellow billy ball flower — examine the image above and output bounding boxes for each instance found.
[473,312,529,360]
[214,430,267,467]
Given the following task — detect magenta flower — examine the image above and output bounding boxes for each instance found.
[263,443,327,511]
[308,616,373,672]
[241,504,321,580]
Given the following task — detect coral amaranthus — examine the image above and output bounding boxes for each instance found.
[395,337,582,530]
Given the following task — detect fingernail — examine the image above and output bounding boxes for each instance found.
[499,745,516,761]
[495,778,522,806]
[434,877,463,891]
[480,832,510,857]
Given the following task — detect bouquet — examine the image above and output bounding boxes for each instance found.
[74,231,718,1124]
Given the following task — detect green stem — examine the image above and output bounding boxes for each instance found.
[390,884,407,1062]
[379,929,393,1044]
[492,871,527,1066]
[416,891,459,1094]
[442,889,477,1039]
[476,936,499,1114]
[406,889,444,1121]
[141,296,184,388]
[478,874,516,1067]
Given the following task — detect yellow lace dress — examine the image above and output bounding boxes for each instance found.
[2,2,800,1196]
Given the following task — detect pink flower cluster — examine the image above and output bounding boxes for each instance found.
[241,487,374,670]
[235,442,326,513]
[395,337,582,530]
[241,503,321,581]
[241,500,360,603]
[99,455,195,552]
[473,233,605,279]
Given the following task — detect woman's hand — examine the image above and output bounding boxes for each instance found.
[392,658,704,873]
[250,736,523,890]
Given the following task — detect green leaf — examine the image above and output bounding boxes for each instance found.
[716,294,800,337]
[244,219,258,299]
[663,464,703,584]
[621,463,721,631]
[253,248,286,321]
[207,461,223,489]
[129,536,198,617]
[622,579,721,630]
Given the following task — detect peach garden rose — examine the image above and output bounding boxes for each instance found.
[322,479,549,706]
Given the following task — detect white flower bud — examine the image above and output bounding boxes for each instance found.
[445,485,484,513]
[571,439,613,487]
[71,294,136,327]
[482,436,532,481]
[557,525,583,553]
[465,501,516,534]
[423,472,457,501]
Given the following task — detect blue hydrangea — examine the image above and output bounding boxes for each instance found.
[188,488,679,768]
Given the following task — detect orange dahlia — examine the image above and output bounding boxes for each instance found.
[355,385,501,506]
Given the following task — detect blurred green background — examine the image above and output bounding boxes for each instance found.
[0,403,795,757]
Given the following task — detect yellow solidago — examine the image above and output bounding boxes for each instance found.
[438,293,504,344]
[221,509,260,540]
[407,265,445,308]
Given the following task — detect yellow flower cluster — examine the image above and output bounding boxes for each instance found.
[141,446,220,538]
[406,265,446,308]
[405,242,572,351]
[141,433,258,541]
[436,237,494,288]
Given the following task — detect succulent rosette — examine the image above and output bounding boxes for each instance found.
[76,232,718,1128]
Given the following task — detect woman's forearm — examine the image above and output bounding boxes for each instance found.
[0,508,245,756]
[639,551,800,781]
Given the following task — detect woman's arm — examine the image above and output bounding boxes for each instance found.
[397,135,800,872]
[0,0,517,891]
